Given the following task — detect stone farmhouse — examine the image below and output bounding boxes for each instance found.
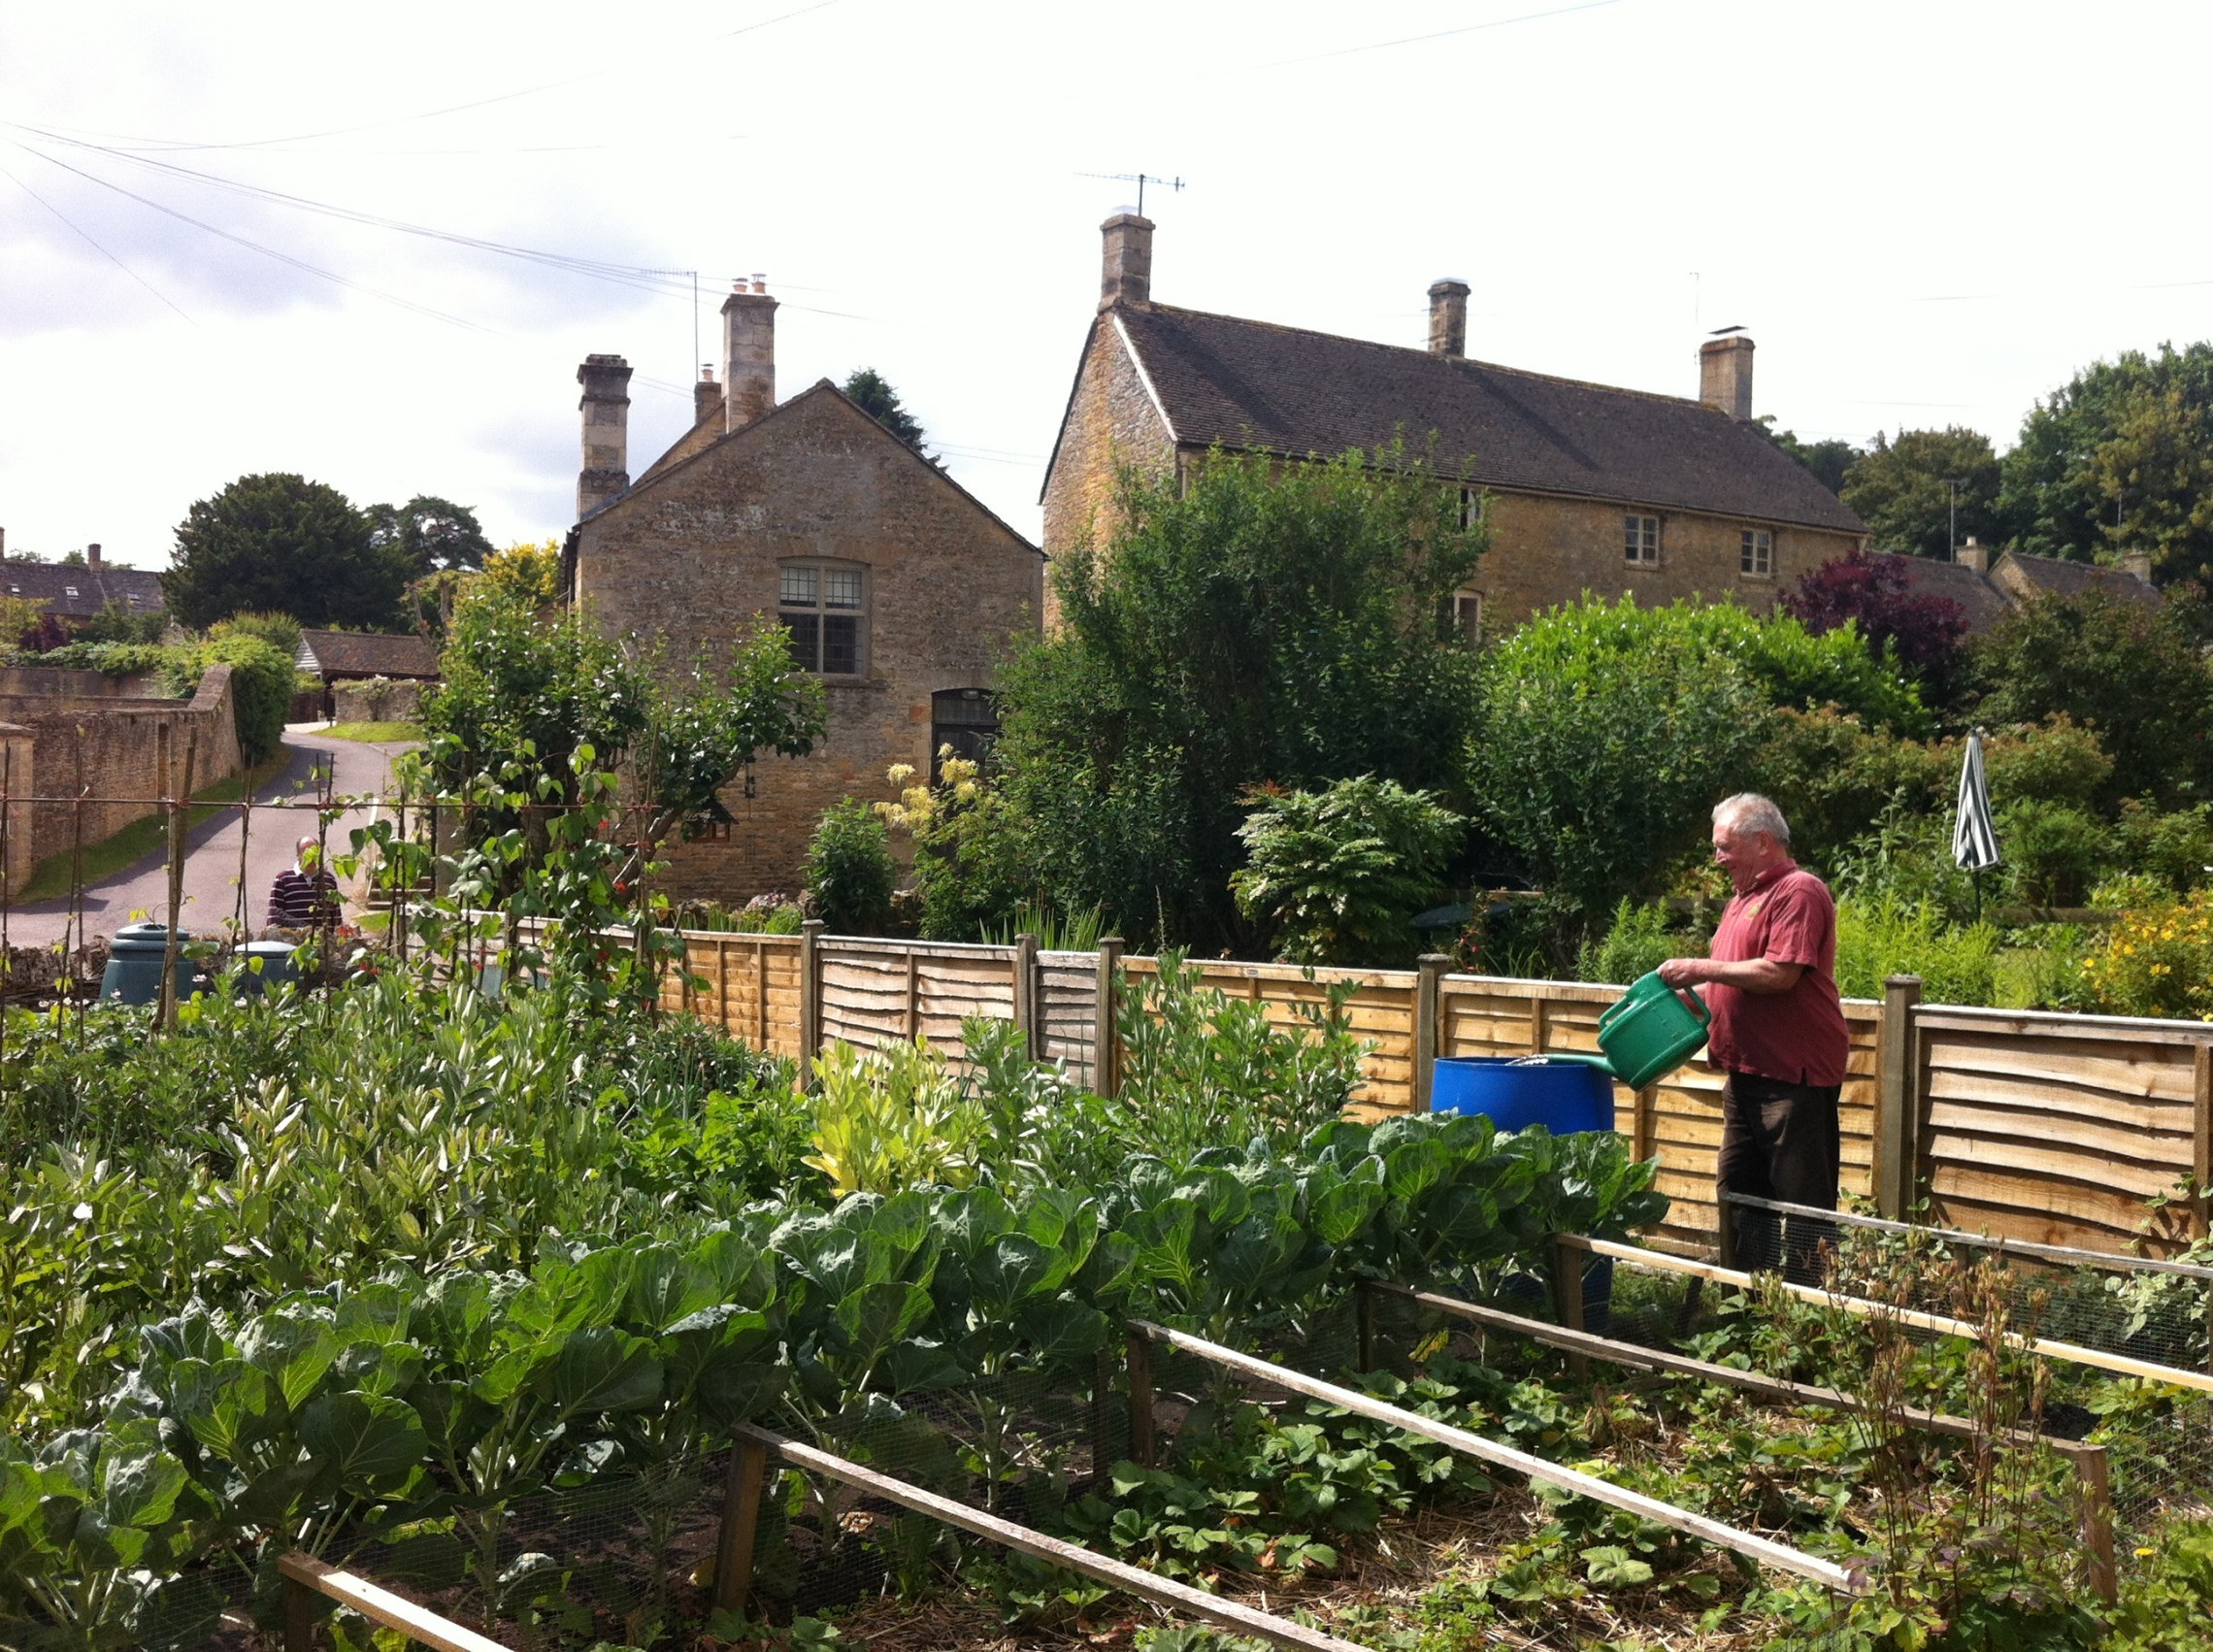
[561,280,1043,904]
[0,539,166,630]
[1041,215,1869,637]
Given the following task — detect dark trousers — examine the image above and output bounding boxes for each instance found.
[1717,1071,1841,1284]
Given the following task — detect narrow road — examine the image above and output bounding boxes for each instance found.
[3,726,417,947]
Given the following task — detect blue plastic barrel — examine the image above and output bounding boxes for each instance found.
[233,941,301,997]
[1430,1056,1615,1136]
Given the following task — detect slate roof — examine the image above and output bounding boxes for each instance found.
[1096,304,1868,535]
[0,563,166,619]
[1997,550,2164,611]
[296,630,441,679]
[1877,553,2012,635]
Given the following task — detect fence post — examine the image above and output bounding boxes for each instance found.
[713,1435,771,1615]
[1549,1233,1589,1381]
[799,920,823,1087]
[155,733,196,1036]
[1413,953,1448,1111]
[281,1565,315,1651]
[1874,975,1924,1219]
[2193,1041,2212,1243]
[1011,932,1039,1057]
[1094,937,1124,1097]
[1355,1279,1378,1372]
[2071,1442,2117,1604]
[1127,1329,1156,1468]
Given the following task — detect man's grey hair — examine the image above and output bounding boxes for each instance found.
[1714,792,1791,845]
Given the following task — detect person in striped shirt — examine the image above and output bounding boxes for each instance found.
[266,836,340,931]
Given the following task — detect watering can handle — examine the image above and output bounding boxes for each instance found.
[1600,973,1713,1032]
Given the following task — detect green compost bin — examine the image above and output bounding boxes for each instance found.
[98,922,199,1008]
[233,941,301,997]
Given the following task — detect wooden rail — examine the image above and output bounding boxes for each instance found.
[279,1552,511,1652]
[1360,1280,2118,1602]
[1121,1318,1858,1591]
[720,1425,1368,1652]
[1561,1236,2213,1396]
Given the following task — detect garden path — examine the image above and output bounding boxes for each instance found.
[3,724,412,947]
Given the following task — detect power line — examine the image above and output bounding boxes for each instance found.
[1251,0,1634,70]
[0,159,197,325]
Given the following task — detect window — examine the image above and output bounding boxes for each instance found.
[1453,591,1482,645]
[63,585,79,599]
[931,688,1001,780]
[1739,528,1773,577]
[778,561,866,676]
[1457,487,1483,532]
[1623,514,1660,567]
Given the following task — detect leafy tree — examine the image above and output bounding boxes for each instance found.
[1760,421,1864,495]
[993,445,1486,950]
[1464,597,1773,936]
[841,369,929,455]
[71,601,166,646]
[1998,343,2213,586]
[805,799,899,934]
[164,473,410,630]
[0,594,51,651]
[1649,596,1926,731]
[1968,586,2213,806]
[408,540,561,639]
[1781,549,1970,703]
[365,494,494,574]
[1839,427,2001,559]
[1231,776,1465,965]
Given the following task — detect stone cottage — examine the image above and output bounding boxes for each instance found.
[561,280,1043,904]
[1041,215,1869,637]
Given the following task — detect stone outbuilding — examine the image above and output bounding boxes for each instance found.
[561,280,1043,904]
[1881,539,2163,636]
[1041,215,1869,637]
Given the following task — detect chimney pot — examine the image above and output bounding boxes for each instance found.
[1958,536,1989,575]
[1099,213,1154,311]
[576,353,633,519]
[1699,333,1756,420]
[1428,279,1470,358]
[721,282,778,430]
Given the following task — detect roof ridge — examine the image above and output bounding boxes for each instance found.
[1136,301,1716,413]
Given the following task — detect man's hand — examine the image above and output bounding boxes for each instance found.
[1662,956,1806,994]
[1658,956,1704,988]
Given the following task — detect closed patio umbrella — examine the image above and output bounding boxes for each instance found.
[1954,728,2000,918]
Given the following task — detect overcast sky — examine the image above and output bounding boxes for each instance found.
[4,0,2210,571]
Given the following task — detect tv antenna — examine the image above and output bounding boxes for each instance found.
[1076,172,1186,215]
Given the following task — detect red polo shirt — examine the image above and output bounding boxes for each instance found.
[1705,861,1850,1087]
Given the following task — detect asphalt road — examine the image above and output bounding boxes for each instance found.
[5,725,415,947]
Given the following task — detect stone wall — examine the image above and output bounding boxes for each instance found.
[0,665,243,896]
[331,677,425,723]
[1038,317,1176,631]
[574,382,1043,905]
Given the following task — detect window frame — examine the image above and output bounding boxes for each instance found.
[1739,527,1773,578]
[776,557,870,678]
[1623,512,1661,568]
[1452,590,1482,645]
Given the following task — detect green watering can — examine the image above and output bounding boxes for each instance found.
[1542,970,1712,1091]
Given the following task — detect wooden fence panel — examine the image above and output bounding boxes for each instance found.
[1038,950,1100,1087]
[663,932,805,1062]
[814,938,1019,1068]
[1120,956,1419,1115]
[1914,1007,2210,1250]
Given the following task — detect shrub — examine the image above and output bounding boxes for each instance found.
[805,797,898,934]
[1749,706,1951,875]
[1230,775,1464,965]
[1467,597,1771,941]
[1575,899,1708,985]
[1997,798,2109,907]
[2114,800,2213,893]
[1833,894,1998,1005]
[1981,714,2113,809]
[192,634,294,764]
[877,751,1039,941]
[2076,890,2213,1020]
[209,610,303,661]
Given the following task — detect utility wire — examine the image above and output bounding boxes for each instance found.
[1252,0,1633,70]
[0,158,198,324]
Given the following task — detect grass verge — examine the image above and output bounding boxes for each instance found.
[17,753,292,903]
[322,721,422,744]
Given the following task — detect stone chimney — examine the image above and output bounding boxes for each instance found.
[2122,547,2155,583]
[84,543,102,570]
[722,277,776,430]
[576,353,633,519]
[1428,280,1470,358]
[1100,213,1154,311]
[694,365,721,425]
[1957,536,1989,574]
[1699,332,1756,420]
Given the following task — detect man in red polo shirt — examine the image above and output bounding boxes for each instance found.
[1659,793,1849,1281]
